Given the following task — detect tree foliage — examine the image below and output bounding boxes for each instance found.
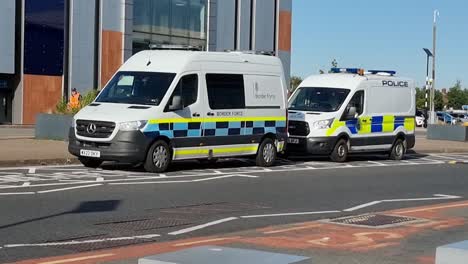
[447,80,468,110]
[290,76,303,92]
[415,87,444,111]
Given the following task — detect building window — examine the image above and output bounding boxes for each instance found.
[133,0,207,54]
[206,74,245,110]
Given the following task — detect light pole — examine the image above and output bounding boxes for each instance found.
[423,48,433,109]
[423,48,433,127]
[429,10,440,124]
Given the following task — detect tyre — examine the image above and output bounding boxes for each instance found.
[256,138,277,167]
[330,138,348,162]
[144,140,172,173]
[79,158,103,168]
[389,138,406,160]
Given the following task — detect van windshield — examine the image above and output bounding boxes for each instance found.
[96,71,176,106]
[289,87,350,112]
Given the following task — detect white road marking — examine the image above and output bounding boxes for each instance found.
[0,164,81,171]
[36,184,102,194]
[367,161,386,166]
[240,210,341,219]
[343,194,462,212]
[168,217,238,235]
[109,174,258,186]
[2,234,160,248]
[343,201,382,212]
[0,192,35,196]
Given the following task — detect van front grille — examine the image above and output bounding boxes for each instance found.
[76,120,116,138]
[288,121,310,136]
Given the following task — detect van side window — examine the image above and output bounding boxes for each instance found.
[206,74,245,109]
[168,74,198,110]
[348,90,364,115]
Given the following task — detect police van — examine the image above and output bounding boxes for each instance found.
[68,49,288,172]
[287,68,416,161]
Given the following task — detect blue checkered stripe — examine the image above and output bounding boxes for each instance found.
[144,120,287,138]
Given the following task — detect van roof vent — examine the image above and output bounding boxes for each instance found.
[367,70,397,76]
[148,44,202,51]
[225,50,276,56]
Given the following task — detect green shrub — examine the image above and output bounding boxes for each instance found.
[54,89,99,115]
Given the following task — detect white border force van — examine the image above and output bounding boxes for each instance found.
[287,68,416,161]
[68,50,288,172]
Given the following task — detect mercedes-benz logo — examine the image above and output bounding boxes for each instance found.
[86,123,97,134]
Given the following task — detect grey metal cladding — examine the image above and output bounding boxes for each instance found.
[215,0,235,51]
[0,0,16,74]
[70,0,97,93]
[278,50,291,85]
[237,0,251,50]
[278,0,292,12]
[102,0,122,32]
[253,0,275,52]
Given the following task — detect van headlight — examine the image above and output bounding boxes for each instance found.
[312,119,334,129]
[119,120,148,131]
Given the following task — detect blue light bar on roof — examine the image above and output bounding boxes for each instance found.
[330,68,360,74]
[368,70,397,76]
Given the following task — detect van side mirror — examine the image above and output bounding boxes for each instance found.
[345,106,357,119]
[169,95,183,111]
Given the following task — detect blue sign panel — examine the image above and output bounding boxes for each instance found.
[24,0,65,76]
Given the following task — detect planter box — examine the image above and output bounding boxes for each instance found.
[35,114,73,141]
[427,124,468,142]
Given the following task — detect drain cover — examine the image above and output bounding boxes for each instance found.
[326,214,424,228]
[95,218,192,232]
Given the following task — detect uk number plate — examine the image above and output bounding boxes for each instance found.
[80,149,101,158]
[288,138,300,144]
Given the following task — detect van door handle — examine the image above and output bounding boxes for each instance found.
[207,112,215,116]
[192,112,200,117]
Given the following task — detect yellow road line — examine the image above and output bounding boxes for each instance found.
[174,237,241,247]
[38,253,115,264]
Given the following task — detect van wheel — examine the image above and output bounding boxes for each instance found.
[330,138,348,162]
[389,138,406,160]
[79,158,103,168]
[256,138,277,167]
[144,140,171,173]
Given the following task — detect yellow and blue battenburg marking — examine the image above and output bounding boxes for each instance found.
[142,116,287,138]
[327,115,415,136]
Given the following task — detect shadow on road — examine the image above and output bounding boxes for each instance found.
[0,200,120,230]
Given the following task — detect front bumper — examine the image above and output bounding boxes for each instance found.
[68,128,152,163]
[286,136,338,155]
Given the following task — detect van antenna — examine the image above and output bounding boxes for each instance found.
[146,43,152,66]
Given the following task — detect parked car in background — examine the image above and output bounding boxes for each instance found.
[437,112,456,125]
[451,113,468,124]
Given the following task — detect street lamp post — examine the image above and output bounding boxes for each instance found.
[429,10,440,124]
[423,48,433,112]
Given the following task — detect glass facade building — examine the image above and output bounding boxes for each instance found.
[133,0,207,53]
[0,0,291,124]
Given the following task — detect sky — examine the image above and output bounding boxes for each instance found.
[291,0,468,89]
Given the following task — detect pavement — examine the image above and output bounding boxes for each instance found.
[0,154,468,263]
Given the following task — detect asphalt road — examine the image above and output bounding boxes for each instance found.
[0,153,467,263]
